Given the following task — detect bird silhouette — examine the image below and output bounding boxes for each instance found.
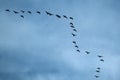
[96,70,100,72]
[56,14,61,18]
[85,51,90,54]
[70,22,73,25]
[20,15,24,18]
[36,11,41,14]
[72,33,76,36]
[94,75,99,78]
[70,25,75,28]
[75,45,79,48]
[21,10,25,13]
[73,29,77,32]
[70,17,73,20]
[13,10,19,14]
[63,15,68,19]
[100,59,104,62]
[45,11,53,16]
[72,41,76,44]
[28,11,32,14]
[76,49,80,52]
[97,67,101,70]
[5,9,10,12]
[98,55,103,58]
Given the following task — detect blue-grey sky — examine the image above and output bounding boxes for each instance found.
[0,0,120,80]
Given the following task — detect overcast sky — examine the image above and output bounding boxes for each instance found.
[0,0,120,80]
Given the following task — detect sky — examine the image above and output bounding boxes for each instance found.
[0,0,120,80]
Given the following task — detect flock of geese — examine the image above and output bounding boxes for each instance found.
[5,9,74,20]
[68,13,105,79]
[4,9,105,79]
[95,55,104,78]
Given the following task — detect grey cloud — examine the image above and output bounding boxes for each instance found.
[0,0,120,80]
